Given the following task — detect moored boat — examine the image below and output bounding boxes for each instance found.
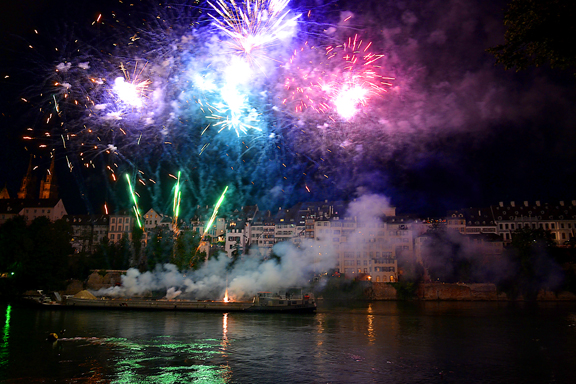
[62,289,316,313]
[250,290,316,313]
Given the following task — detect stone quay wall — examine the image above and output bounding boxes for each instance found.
[370,282,576,301]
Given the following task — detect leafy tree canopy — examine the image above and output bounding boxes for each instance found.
[488,0,576,73]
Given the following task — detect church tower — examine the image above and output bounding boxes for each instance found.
[17,155,36,199]
[0,184,10,199]
[39,157,58,199]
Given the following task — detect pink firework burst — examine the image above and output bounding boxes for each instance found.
[281,35,393,120]
[326,35,393,120]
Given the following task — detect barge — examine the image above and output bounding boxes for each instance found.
[61,290,316,313]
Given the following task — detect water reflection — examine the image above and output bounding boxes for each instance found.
[2,302,576,383]
[367,303,375,344]
[0,305,10,368]
[221,313,229,350]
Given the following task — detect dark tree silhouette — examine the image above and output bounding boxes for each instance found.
[488,0,576,73]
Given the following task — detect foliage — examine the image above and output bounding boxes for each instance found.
[420,229,482,283]
[0,216,73,292]
[144,227,173,270]
[314,275,370,300]
[131,226,144,269]
[173,230,203,270]
[396,248,425,283]
[488,0,576,73]
[390,281,419,300]
[498,227,562,300]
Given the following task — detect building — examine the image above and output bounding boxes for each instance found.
[0,156,66,224]
[225,219,248,257]
[492,200,576,245]
[248,210,276,257]
[143,208,163,245]
[448,200,576,246]
[65,215,109,254]
[108,211,135,243]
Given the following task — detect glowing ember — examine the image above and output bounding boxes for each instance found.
[224,288,229,302]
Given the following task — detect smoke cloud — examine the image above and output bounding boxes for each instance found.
[93,236,338,300]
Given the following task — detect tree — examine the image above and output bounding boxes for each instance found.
[488,0,576,73]
[112,235,132,270]
[500,226,562,300]
[145,227,172,270]
[0,216,31,275]
[92,236,112,269]
[420,229,480,283]
[0,217,73,292]
[131,226,144,268]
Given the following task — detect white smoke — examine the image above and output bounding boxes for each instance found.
[56,62,72,72]
[92,194,393,300]
[93,235,337,300]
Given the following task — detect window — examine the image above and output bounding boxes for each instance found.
[111,234,115,240]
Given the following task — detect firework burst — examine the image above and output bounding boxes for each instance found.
[208,0,300,66]
[280,34,393,120]
[18,0,395,215]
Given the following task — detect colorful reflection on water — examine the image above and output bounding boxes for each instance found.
[0,302,575,383]
[0,305,10,368]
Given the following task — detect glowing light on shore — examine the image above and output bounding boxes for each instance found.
[224,288,229,302]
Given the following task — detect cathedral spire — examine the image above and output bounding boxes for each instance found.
[17,155,35,199]
[0,183,10,199]
[39,156,58,199]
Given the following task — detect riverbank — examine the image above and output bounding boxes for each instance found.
[370,282,576,301]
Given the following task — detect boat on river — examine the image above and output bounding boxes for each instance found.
[61,289,316,313]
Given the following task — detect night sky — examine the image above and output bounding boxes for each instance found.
[1,0,575,218]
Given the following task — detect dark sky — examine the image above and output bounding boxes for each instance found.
[0,0,575,217]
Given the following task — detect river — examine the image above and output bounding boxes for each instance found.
[1,300,575,383]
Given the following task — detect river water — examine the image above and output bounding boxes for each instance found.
[1,300,576,383]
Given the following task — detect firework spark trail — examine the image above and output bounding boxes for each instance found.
[126,174,144,229]
[172,171,182,235]
[207,0,300,64]
[200,185,229,241]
